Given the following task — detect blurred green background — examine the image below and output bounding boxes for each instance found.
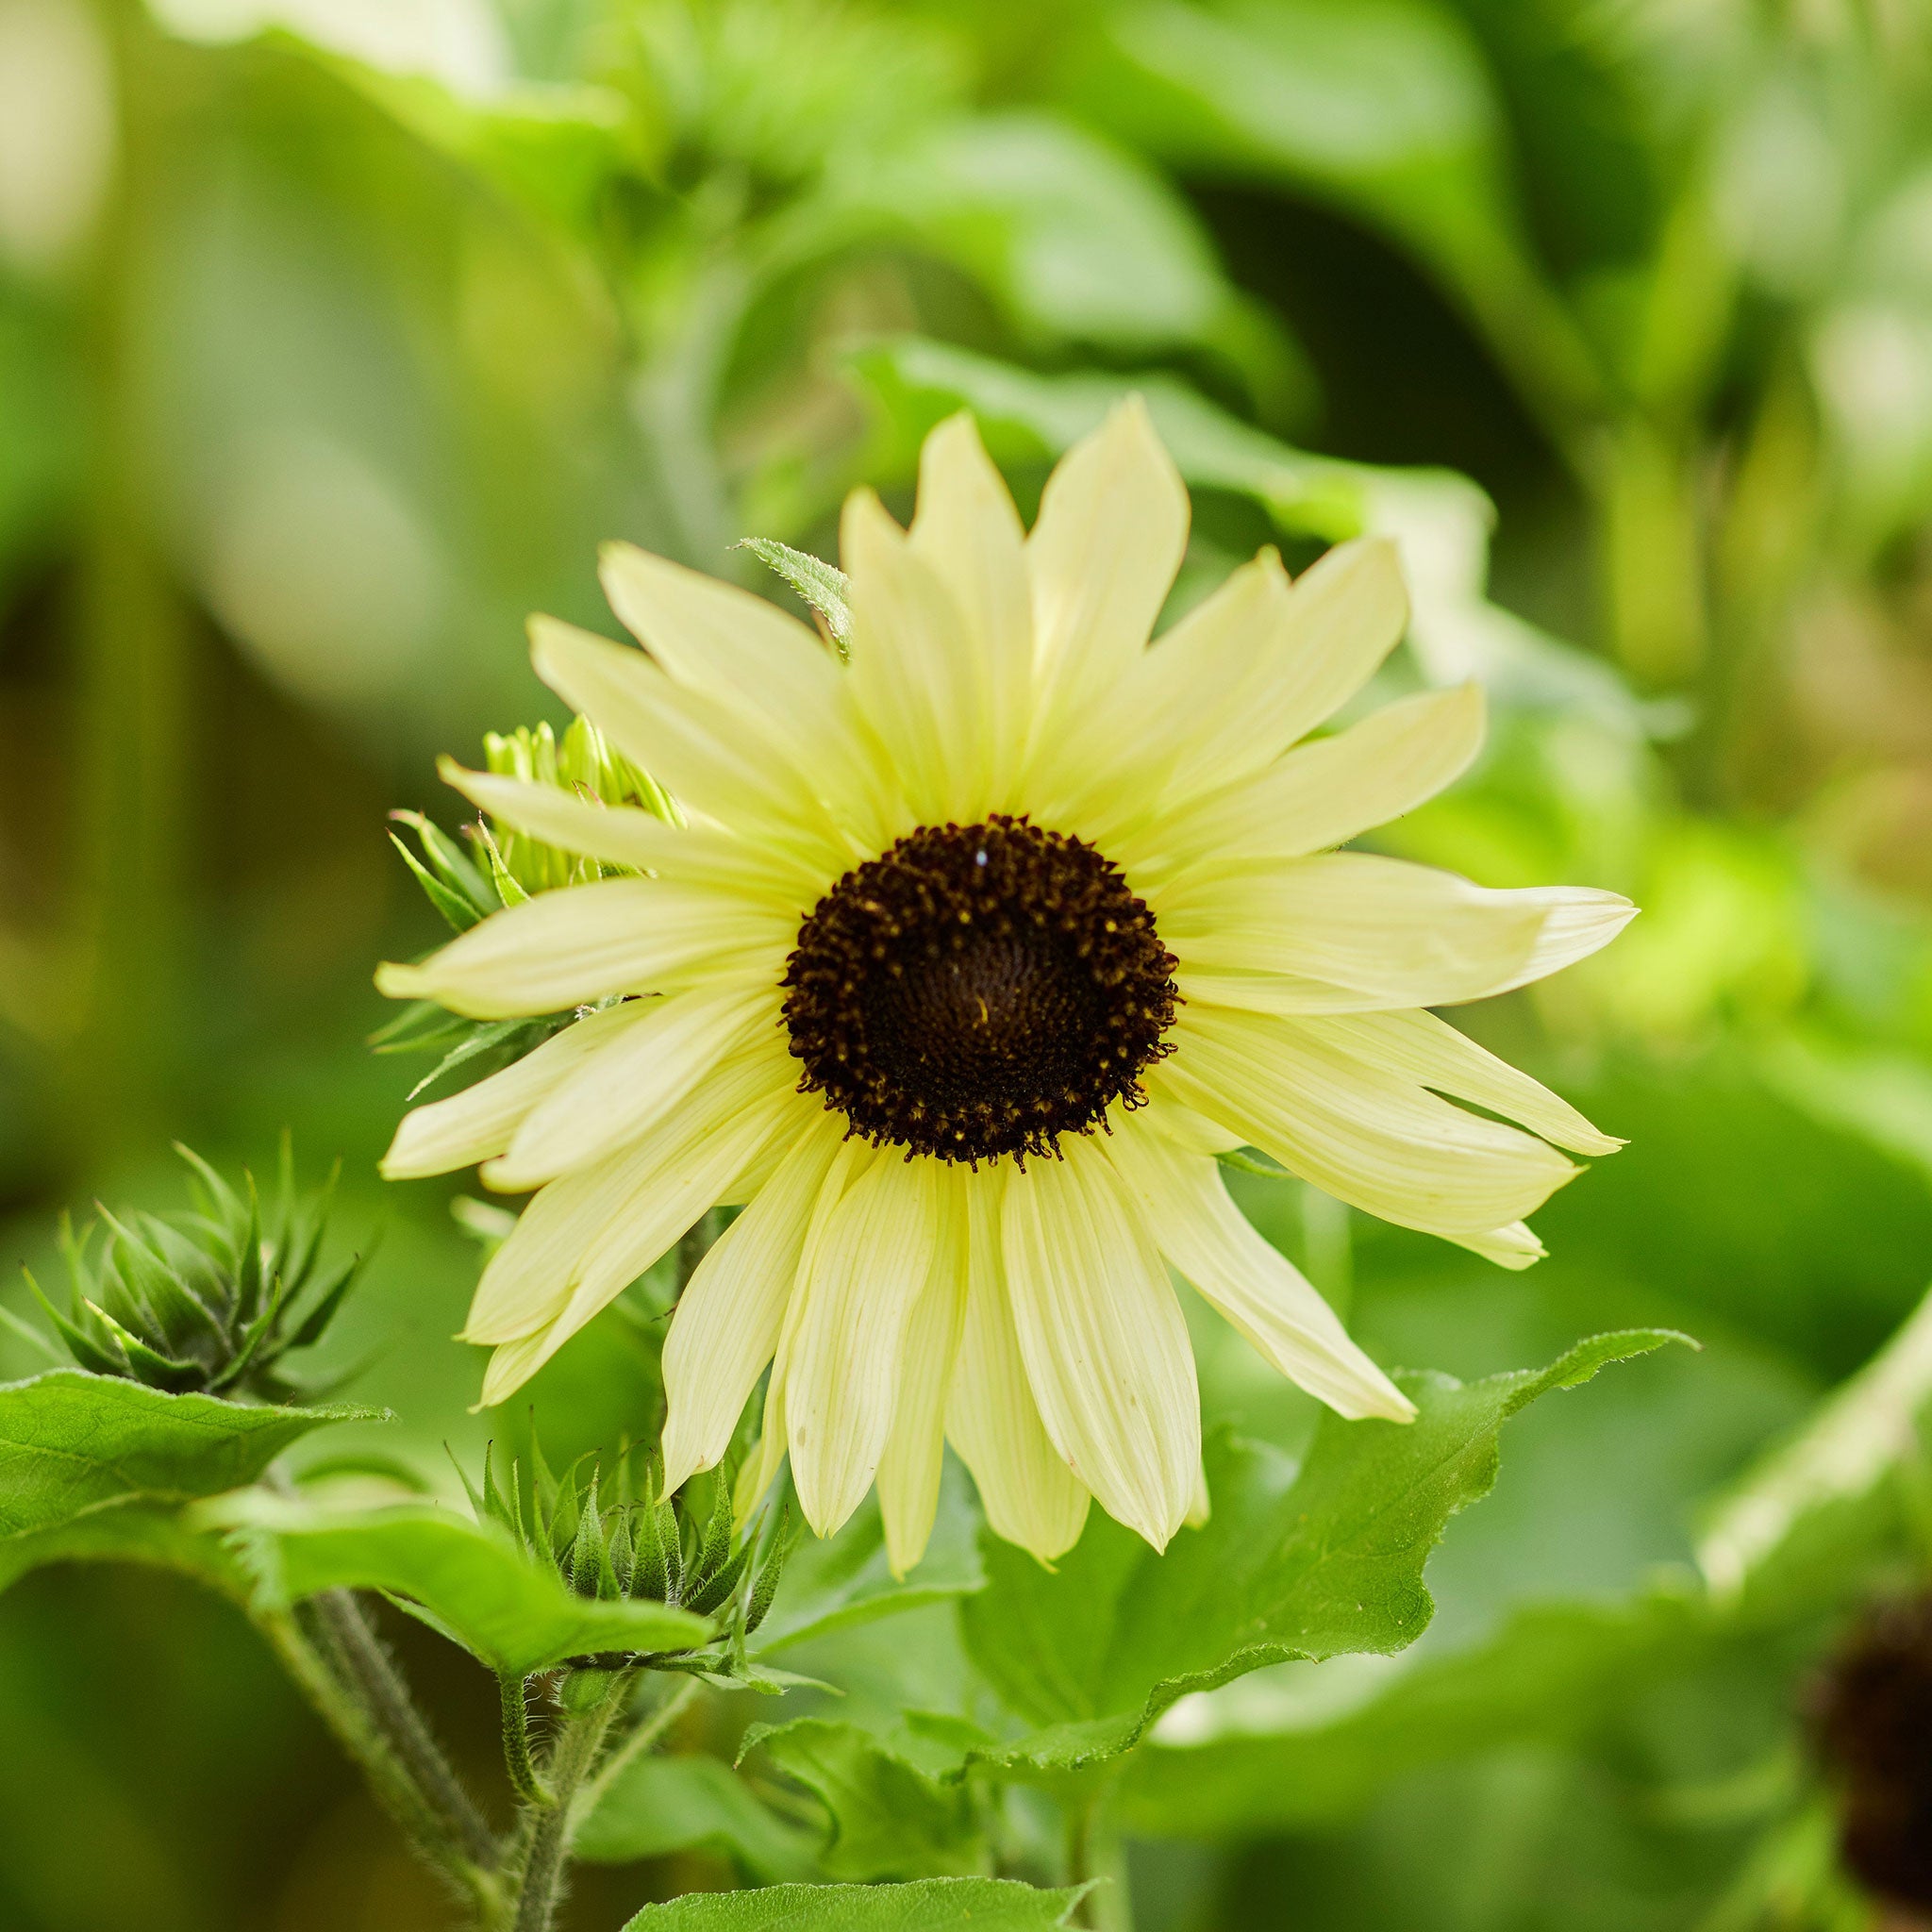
[4,0,1932,1926]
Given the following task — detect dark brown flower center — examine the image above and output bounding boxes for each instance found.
[781,816,1178,1164]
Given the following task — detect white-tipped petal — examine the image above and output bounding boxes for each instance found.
[1002,1135,1198,1551]
[659,1113,846,1494]
[875,1171,969,1577]
[1126,681,1486,875]
[1158,855,1555,1009]
[528,616,848,867]
[1025,396,1188,739]
[1294,1010,1623,1157]
[842,489,991,825]
[1107,1124,1414,1423]
[460,1047,794,1349]
[908,412,1033,807]
[375,877,790,1020]
[487,979,775,1189]
[946,1166,1091,1562]
[438,759,814,903]
[380,1001,654,1180]
[1159,1007,1576,1242]
[785,1154,941,1539]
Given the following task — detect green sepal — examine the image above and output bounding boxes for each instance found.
[738,539,853,656]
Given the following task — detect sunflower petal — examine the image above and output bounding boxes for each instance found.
[487,980,776,1189]
[785,1153,941,1539]
[659,1113,846,1494]
[1160,1006,1576,1241]
[1107,1124,1414,1422]
[376,877,789,1019]
[946,1166,1091,1562]
[380,1002,654,1179]
[1001,1135,1198,1550]
[1025,397,1188,741]
[842,489,991,825]
[1127,682,1486,874]
[1158,855,1629,1009]
[438,760,814,902]
[909,412,1033,809]
[1293,1010,1623,1157]
[875,1170,969,1576]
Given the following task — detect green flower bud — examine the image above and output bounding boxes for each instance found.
[22,1141,367,1402]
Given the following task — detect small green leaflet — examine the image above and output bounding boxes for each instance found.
[198,1490,712,1677]
[955,1330,1690,1780]
[740,1718,980,1882]
[738,540,853,656]
[622,1877,1091,1930]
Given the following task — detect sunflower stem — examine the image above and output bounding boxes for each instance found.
[577,1674,703,1819]
[511,1674,626,1932]
[266,1604,500,1921]
[1066,1784,1134,1932]
[500,1672,554,1808]
[307,1588,498,1871]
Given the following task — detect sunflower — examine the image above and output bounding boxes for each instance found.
[377,404,1631,1570]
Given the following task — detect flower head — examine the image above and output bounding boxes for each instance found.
[378,404,1632,1567]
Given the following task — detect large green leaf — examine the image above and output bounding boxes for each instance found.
[0,1369,366,1543]
[955,1331,1685,1778]
[847,336,1647,730]
[576,1753,821,1881]
[622,1878,1089,1930]
[200,1490,711,1676]
[741,1718,981,1882]
[756,1461,985,1656]
[1119,1590,1706,1838]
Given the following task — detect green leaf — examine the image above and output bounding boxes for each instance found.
[622,1877,1091,1931]
[848,337,1651,732]
[1119,1589,1707,1839]
[742,1718,981,1882]
[0,1499,255,1596]
[956,1331,1688,1779]
[0,1369,369,1546]
[1056,0,1604,425]
[576,1753,821,1880]
[790,110,1309,419]
[738,540,853,653]
[757,1462,985,1655]
[198,1490,713,1677]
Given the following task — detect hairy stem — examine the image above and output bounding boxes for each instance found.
[577,1674,702,1819]
[308,1588,498,1870]
[268,1607,499,1920]
[500,1673,553,1808]
[513,1679,626,1932]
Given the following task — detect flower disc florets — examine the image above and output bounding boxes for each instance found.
[781,815,1178,1163]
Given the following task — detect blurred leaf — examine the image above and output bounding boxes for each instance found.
[0,1368,369,1545]
[741,1717,982,1881]
[956,1332,1685,1779]
[788,110,1311,418]
[1698,1280,1932,1607]
[1055,0,1604,425]
[197,1488,711,1675]
[847,335,1653,730]
[576,1752,821,1880]
[622,1878,1091,1930]
[0,1498,252,1596]
[1120,1590,1707,1838]
[755,1459,985,1655]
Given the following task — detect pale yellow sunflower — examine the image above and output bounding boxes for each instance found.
[377,404,1631,1571]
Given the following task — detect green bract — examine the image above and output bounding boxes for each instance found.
[19,1144,365,1401]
